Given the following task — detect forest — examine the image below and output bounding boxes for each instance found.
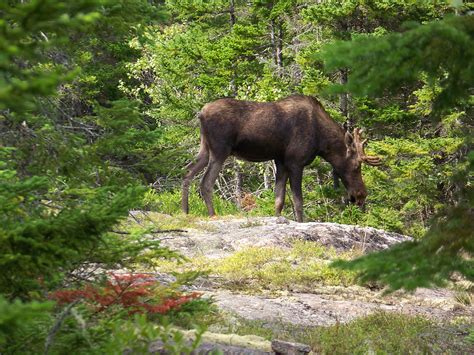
[1,0,473,353]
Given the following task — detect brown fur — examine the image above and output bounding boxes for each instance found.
[182,95,372,222]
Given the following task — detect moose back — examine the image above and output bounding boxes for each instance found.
[182,95,380,222]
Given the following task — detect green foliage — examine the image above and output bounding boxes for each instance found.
[100,314,205,354]
[0,150,145,298]
[303,0,447,34]
[1,0,147,299]
[3,304,205,354]
[0,296,52,350]
[322,14,474,112]
[99,314,165,354]
[0,0,101,113]
[0,1,211,354]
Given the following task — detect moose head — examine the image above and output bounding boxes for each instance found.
[337,127,382,208]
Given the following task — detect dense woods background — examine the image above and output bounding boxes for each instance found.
[1,0,472,353]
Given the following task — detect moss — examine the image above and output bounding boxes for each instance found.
[290,240,337,259]
[152,240,358,291]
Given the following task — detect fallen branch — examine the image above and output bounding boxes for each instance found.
[111,229,187,235]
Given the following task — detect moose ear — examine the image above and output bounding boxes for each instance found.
[344,132,355,157]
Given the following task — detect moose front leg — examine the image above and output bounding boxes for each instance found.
[274,160,288,216]
[288,166,304,222]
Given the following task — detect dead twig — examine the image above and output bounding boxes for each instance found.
[110,229,187,234]
[44,300,81,355]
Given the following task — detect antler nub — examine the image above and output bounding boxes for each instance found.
[352,128,382,166]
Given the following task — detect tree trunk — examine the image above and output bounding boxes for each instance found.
[229,0,236,26]
[339,69,350,124]
[270,19,284,74]
[263,162,274,190]
[337,19,354,130]
[229,0,237,96]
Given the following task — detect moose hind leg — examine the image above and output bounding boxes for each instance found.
[200,157,225,217]
[182,151,209,214]
[274,160,288,216]
[288,166,304,222]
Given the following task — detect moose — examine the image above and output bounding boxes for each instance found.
[182,95,381,222]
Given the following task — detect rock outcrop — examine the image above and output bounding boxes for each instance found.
[156,216,411,259]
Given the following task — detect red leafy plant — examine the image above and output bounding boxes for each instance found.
[50,273,201,315]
